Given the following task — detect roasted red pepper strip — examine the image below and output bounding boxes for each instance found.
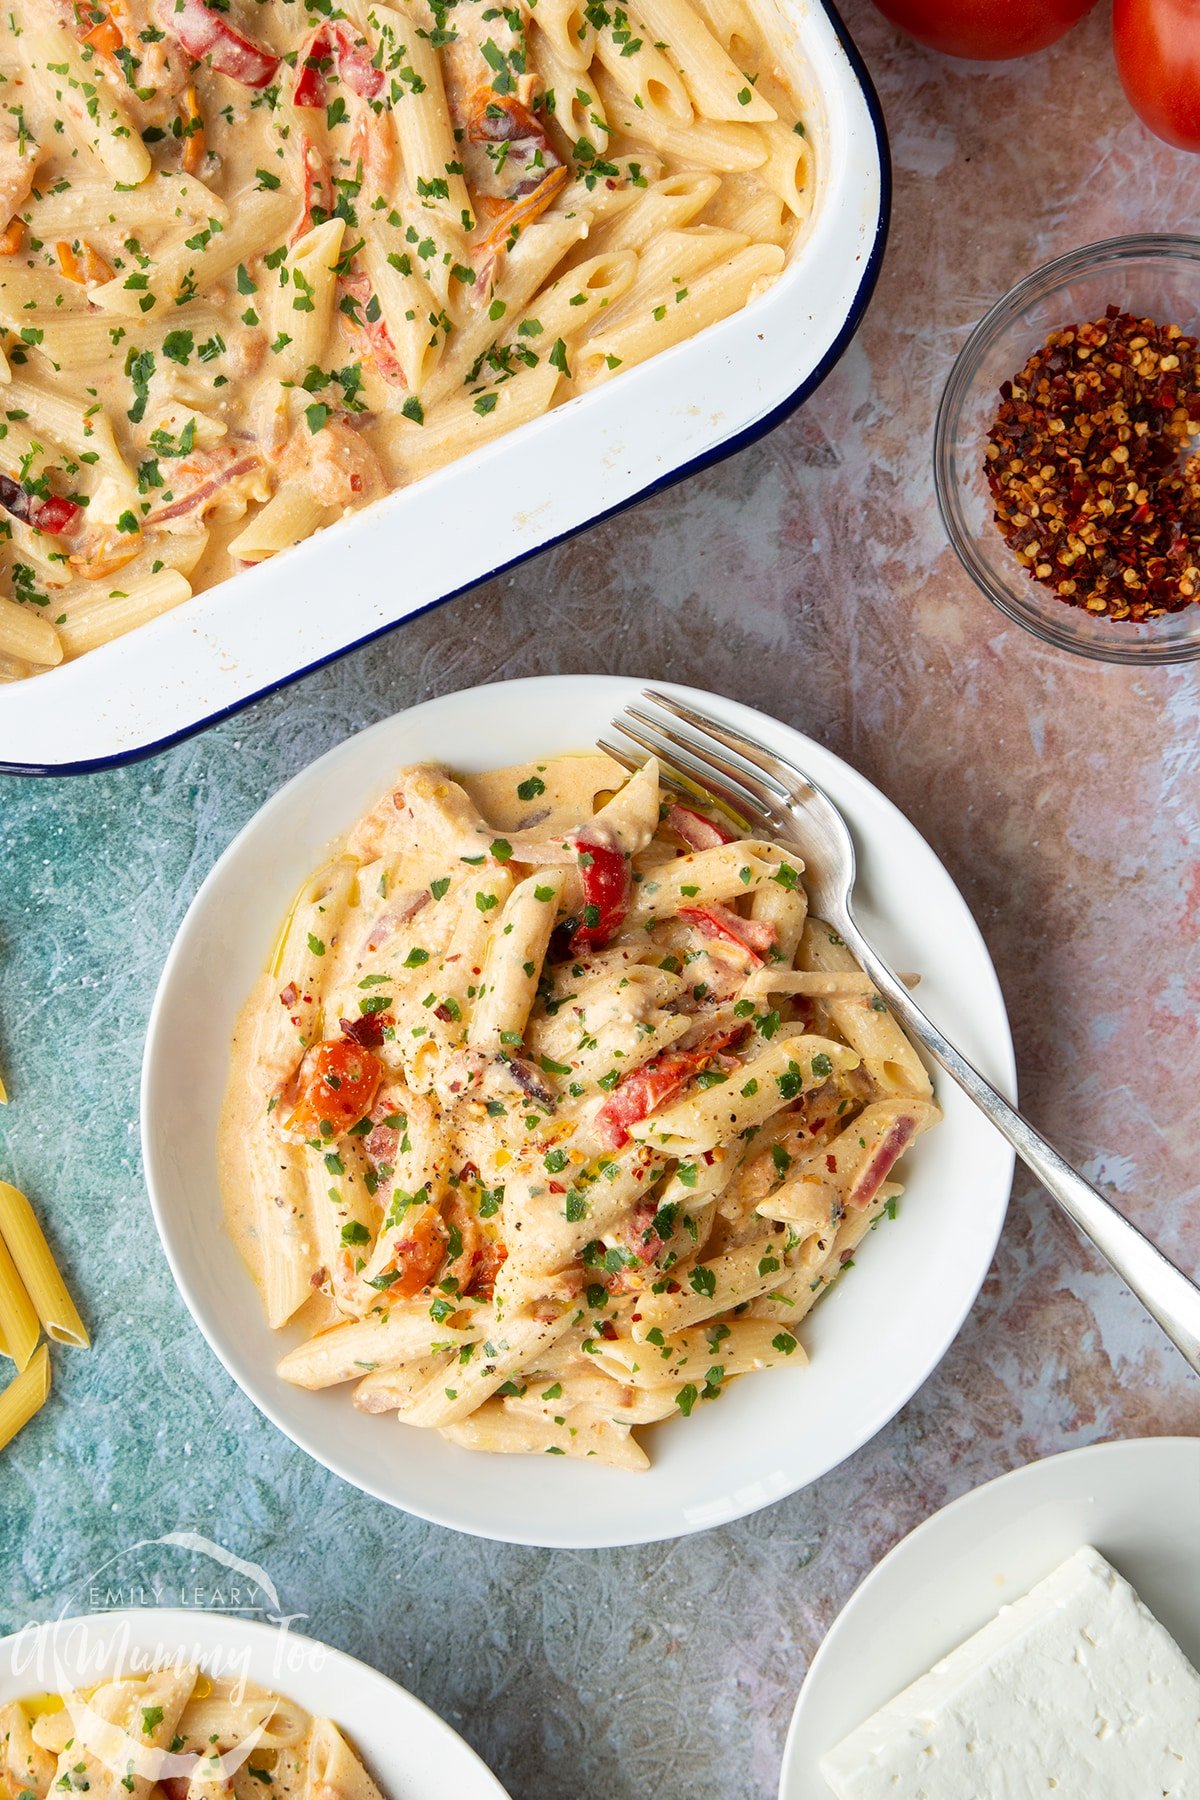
[0,474,82,536]
[569,837,630,953]
[294,23,384,107]
[678,903,777,964]
[596,1029,743,1149]
[293,24,336,105]
[168,0,280,89]
[336,27,385,99]
[665,802,736,851]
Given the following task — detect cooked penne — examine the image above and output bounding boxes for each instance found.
[469,872,564,1051]
[228,493,329,567]
[596,71,769,167]
[800,918,934,1098]
[578,241,786,380]
[530,27,610,156]
[223,755,939,1468]
[0,0,809,678]
[579,223,749,336]
[533,0,600,72]
[307,1719,387,1800]
[271,219,346,384]
[442,1399,651,1468]
[91,189,297,317]
[14,1673,384,1800]
[635,0,778,120]
[760,117,812,217]
[383,362,563,479]
[0,1183,88,1348]
[504,252,638,352]
[581,169,721,259]
[57,573,194,661]
[20,24,151,185]
[0,598,61,669]
[376,4,473,232]
[592,16,695,126]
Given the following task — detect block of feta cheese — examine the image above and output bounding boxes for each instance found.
[820,1544,1200,1799]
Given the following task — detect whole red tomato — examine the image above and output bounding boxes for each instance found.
[1114,0,1200,151]
[870,0,1099,59]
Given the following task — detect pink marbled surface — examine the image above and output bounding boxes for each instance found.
[2,7,1200,1799]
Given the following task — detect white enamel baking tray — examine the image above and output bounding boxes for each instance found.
[1,1,888,775]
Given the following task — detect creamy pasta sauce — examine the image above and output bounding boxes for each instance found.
[0,0,811,676]
[219,753,938,1470]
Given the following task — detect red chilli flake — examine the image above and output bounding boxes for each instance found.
[985,306,1200,621]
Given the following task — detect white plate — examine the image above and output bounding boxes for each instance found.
[781,1436,1200,1796]
[142,674,1016,1547]
[0,2,887,777]
[0,1608,509,1800]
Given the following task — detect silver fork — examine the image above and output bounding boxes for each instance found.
[601,687,1200,1379]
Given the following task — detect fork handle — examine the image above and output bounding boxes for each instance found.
[840,913,1200,1379]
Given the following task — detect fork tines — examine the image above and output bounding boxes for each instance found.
[603,689,792,836]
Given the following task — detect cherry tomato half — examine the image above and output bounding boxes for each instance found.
[286,1038,383,1138]
[869,0,1098,60]
[1114,0,1200,152]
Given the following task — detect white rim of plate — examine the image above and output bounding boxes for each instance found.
[780,1434,1200,1797]
[142,674,1018,1546]
[0,1608,510,1800]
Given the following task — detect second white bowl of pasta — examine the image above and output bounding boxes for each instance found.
[143,675,1016,1546]
[0,1609,508,1800]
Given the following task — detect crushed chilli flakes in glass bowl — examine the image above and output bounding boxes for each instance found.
[934,235,1200,663]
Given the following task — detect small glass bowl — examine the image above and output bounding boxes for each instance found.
[934,235,1200,665]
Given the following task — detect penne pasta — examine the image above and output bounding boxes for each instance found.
[57,572,194,661]
[0,0,811,680]
[383,362,562,479]
[376,4,474,232]
[16,1671,383,1800]
[224,753,939,1468]
[800,918,935,1098]
[0,1228,40,1372]
[530,26,610,157]
[0,598,62,669]
[228,492,329,567]
[578,240,786,381]
[20,24,152,186]
[635,0,778,120]
[271,219,346,384]
[0,1183,89,1348]
[0,1342,50,1453]
[593,15,695,126]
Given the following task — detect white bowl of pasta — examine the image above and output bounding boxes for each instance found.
[143,675,1015,1546]
[0,1608,510,1800]
[0,0,885,774]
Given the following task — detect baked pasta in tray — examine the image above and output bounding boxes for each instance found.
[0,0,811,678]
[220,754,940,1471]
[1,1671,384,1800]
